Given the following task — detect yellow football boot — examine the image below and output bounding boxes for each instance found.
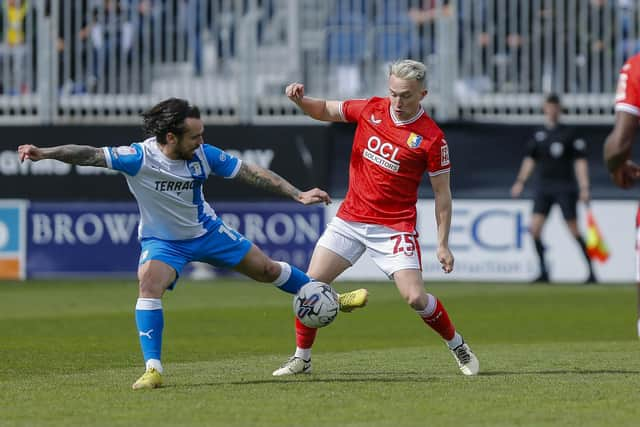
[131,368,163,390]
[338,288,368,313]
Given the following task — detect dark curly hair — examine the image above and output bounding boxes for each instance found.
[141,98,201,144]
[545,93,561,105]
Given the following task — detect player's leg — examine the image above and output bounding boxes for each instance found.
[273,218,366,376]
[272,245,354,376]
[132,237,193,390]
[233,244,311,294]
[559,192,597,283]
[393,269,479,376]
[197,218,311,294]
[531,192,552,282]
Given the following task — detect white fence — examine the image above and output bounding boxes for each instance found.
[1,0,638,124]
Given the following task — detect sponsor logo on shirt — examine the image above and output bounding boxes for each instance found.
[363,136,400,173]
[550,141,564,158]
[370,114,382,125]
[406,132,423,148]
[116,146,137,156]
[441,144,450,166]
[154,180,195,192]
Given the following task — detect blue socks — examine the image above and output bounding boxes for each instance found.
[272,262,310,294]
[135,298,164,371]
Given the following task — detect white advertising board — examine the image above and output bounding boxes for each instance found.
[326,199,636,283]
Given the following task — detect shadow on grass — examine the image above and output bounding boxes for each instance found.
[160,369,640,389]
[480,369,640,376]
[163,372,433,388]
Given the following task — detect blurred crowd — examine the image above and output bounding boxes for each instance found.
[0,0,638,97]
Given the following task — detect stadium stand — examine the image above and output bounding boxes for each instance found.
[0,0,636,125]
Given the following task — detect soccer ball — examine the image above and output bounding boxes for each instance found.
[293,281,339,328]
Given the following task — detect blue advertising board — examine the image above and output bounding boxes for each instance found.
[26,202,325,278]
[27,202,141,277]
[0,200,27,279]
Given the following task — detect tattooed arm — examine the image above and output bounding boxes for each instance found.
[235,162,332,205]
[18,144,107,167]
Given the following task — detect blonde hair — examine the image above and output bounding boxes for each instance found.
[389,59,427,89]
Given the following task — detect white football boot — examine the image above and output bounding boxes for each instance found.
[449,340,480,376]
[272,356,312,376]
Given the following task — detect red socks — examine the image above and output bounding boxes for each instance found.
[420,297,456,341]
[295,317,318,349]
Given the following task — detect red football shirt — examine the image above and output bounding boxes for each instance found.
[336,96,451,233]
[615,53,640,116]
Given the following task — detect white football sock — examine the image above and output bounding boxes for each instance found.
[294,347,311,361]
[146,358,164,374]
[446,332,463,350]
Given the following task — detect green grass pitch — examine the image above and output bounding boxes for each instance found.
[1,279,639,427]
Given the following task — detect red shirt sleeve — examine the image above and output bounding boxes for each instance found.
[426,132,451,176]
[341,99,370,122]
[615,58,640,116]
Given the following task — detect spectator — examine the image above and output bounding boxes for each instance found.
[325,0,367,97]
[88,0,134,93]
[511,94,597,284]
[3,0,29,94]
[57,0,90,94]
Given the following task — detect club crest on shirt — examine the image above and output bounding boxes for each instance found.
[188,161,203,177]
[406,132,423,148]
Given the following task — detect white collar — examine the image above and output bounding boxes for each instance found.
[389,105,425,126]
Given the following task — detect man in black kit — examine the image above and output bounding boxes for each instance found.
[511,93,597,283]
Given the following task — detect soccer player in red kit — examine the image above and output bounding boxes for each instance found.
[273,59,479,376]
[604,52,640,337]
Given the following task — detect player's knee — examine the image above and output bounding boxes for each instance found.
[253,259,281,283]
[404,292,427,310]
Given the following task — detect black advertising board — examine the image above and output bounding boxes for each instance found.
[1,125,330,201]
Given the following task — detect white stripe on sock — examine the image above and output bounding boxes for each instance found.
[415,293,437,318]
[146,358,164,374]
[136,298,162,310]
[272,261,291,287]
[294,347,311,361]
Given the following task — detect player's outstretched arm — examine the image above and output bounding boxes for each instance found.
[430,172,454,273]
[18,144,107,167]
[285,82,343,123]
[235,162,331,205]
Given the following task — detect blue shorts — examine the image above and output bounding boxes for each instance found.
[139,219,253,289]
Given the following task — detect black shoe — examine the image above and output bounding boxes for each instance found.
[585,273,597,284]
[531,272,549,283]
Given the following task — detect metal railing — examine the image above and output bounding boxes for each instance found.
[1,0,637,125]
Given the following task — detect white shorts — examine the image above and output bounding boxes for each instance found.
[316,217,422,278]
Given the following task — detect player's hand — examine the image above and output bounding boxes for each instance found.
[285,83,305,103]
[579,187,590,203]
[437,246,454,274]
[510,181,524,198]
[297,188,332,206]
[17,144,43,162]
[610,160,640,189]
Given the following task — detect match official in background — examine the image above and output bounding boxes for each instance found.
[511,93,597,284]
[604,52,640,336]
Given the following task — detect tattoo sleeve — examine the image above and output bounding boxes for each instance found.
[41,145,107,167]
[236,162,301,200]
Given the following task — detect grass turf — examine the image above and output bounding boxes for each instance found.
[0,280,638,426]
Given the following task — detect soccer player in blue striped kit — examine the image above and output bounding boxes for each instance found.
[17,97,366,389]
